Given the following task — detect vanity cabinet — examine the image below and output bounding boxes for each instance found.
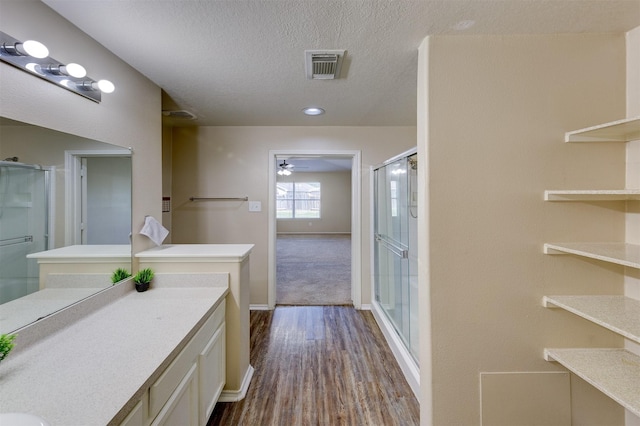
[543,117,640,417]
[121,302,226,426]
[120,399,146,426]
[152,363,199,426]
[136,244,255,402]
[199,323,226,421]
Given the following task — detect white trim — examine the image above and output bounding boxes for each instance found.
[217,365,255,402]
[268,150,362,309]
[371,301,420,400]
[359,304,372,310]
[351,151,362,308]
[250,304,271,311]
[369,164,376,313]
[64,152,81,245]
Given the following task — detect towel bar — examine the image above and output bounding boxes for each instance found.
[189,196,248,202]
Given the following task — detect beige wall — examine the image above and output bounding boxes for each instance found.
[170,126,415,305]
[419,34,628,425]
[276,171,351,234]
[0,0,162,263]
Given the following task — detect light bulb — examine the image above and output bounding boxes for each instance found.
[25,63,45,75]
[20,40,49,58]
[78,79,116,94]
[97,79,115,93]
[61,63,86,78]
[42,63,87,78]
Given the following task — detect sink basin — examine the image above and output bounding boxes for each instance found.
[0,413,51,426]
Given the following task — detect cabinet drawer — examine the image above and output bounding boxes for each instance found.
[149,302,225,419]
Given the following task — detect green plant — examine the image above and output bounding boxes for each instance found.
[111,268,132,284]
[0,334,17,363]
[134,268,154,285]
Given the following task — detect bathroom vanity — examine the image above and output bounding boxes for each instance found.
[0,245,133,334]
[0,273,228,425]
[0,243,255,425]
[27,244,131,289]
[136,244,254,402]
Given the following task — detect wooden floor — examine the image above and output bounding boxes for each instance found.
[208,306,420,426]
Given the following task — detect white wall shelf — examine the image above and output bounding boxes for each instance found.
[546,116,640,419]
[544,189,640,201]
[565,116,640,142]
[544,348,640,417]
[543,296,640,344]
[544,242,640,269]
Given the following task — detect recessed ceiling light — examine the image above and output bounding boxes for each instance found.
[303,107,325,116]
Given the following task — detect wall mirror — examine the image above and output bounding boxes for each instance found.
[0,117,132,334]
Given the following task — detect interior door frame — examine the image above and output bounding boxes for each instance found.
[64,149,132,245]
[268,149,362,309]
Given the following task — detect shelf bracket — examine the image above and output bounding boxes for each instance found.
[542,296,560,309]
[543,349,557,362]
[543,244,568,255]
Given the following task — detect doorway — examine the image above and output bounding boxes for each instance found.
[268,150,361,309]
[65,149,132,245]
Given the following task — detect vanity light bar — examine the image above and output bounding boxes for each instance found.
[0,31,115,103]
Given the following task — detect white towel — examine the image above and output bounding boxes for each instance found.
[139,216,169,246]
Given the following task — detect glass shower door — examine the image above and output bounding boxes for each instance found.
[0,163,48,304]
[374,155,418,361]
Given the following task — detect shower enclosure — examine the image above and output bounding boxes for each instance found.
[372,148,419,393]
[0,161,51,304]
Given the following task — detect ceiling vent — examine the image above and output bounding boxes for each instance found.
[162,110,197,120]
[305,50,346,80]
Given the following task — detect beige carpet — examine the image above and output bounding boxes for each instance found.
[276,234,351,305]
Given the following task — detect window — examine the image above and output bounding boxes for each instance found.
[277,182,321,219]
[390,180,398,217]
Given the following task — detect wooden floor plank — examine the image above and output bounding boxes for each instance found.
[208,306,419,426]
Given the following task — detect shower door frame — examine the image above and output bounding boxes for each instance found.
[0,161,54,250]
[0,161,54,304]
[370,146,420,398]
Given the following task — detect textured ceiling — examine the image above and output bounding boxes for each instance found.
[42,0,640,127]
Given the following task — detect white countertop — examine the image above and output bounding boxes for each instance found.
[135,244,254,262]
[0,284,228,425]
[0,287,105,334]
[26,245,131,260]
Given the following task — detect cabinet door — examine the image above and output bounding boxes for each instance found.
[120,398,145,426]
[151,363,198,426]
[199,322,226,423]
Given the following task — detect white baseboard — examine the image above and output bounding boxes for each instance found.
[359,304,372,310]
[218,365,255,402]
[371,302,420,401]
[250,304,270,311]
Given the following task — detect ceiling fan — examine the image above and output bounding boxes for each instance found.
[277,160,294,176]
[279,160,294,170]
